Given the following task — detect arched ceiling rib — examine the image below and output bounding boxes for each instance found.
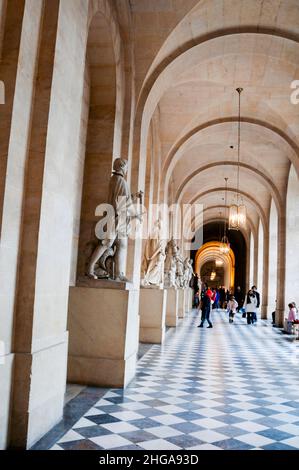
[134,2,299,239]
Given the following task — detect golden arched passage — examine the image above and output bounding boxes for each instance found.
[195,241,235,291]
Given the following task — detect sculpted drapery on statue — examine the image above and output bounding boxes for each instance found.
[174,244,185,289]
[141,220,166,288]
[183,258,194,288]
[87,158,142,281]
[164,239,178,288]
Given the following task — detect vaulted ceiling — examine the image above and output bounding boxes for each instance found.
[130,0,299,239]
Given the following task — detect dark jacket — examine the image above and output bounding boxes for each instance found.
[255,291,260,308]
[202,293,211,310]
[235,290,244,306]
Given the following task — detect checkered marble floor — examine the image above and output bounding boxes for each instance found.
[52,310,299,450]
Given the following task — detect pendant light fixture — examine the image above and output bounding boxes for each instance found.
[220,177,230,254]
[229,87,247,230]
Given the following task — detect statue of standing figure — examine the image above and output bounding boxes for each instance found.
[173,244,185,289]
[183,258,194,288]
[164,239,177,288]
[87,158,142,281]
[141,220,166,288]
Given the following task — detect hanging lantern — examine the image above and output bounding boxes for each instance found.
[229,203,246,230]
[220,235,230,254]
[228,88,247,231]
[219,178,230,254]
[229,204,238,230]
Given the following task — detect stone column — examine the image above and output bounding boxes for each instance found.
[275,212,286,327]
[261,229,269,319]
[139,288,167,344]
[166,288,179,327]
[253,231,258,287]
[0,0,42,450]
[245,240,250,291]
[8,0,91,449]
[185,287,193,312]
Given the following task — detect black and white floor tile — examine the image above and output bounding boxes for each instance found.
[50,311,299,450]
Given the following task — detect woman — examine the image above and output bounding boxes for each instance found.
[245,289,257,325]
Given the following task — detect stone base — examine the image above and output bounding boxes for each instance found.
[166,289,179,327]
[178,289,185,318]
[275,308,284,328]
[139,288,167,344]
[185,287,193,312]
[261,304,268,320]
[0,353,14,449]
[67,285,139,388]
[9,336,68,449]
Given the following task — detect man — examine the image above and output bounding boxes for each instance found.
[251,285,260,322]
[198,285,213,328]
[234,286,244,312]
[219,286,226,309]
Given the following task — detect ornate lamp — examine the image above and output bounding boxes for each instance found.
[220,178,230,254]
[229,87,246,230]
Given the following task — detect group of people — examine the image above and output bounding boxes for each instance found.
[196,283,261,327]
[195,282,298,330]
[227,286,260,325]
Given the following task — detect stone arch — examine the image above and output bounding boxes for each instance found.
[174,160,282,216]
[285,165,299,307]
[268,198,278,318]
[185,187,267,234]
[76,5,125,279]
[257,218,264,293]
[162,119,296,207]
[195,241,235,290]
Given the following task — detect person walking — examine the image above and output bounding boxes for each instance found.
[211,288,217,309]
[219,287,226,309]
[251,285,260,322]
[245,289,258,324]
[194,290,199,308]
[198,288,213,328]
[234,286,244,312]
[215,288,220,311]
[227,295,238,323]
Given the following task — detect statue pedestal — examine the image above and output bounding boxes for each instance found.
[67,279,139,388]
[178,289,185,318]
[139,288,167,344]
[166,288,179,327]
[185,287,193,312]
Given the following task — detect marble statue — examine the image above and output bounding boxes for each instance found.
[164,239,178,288]
[87,158,142,281]
[141,220,166,287]
[183,258,194,288]
[173,244,185,289]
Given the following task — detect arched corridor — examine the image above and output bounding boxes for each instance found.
[34,311,299,451]
[0,0,299,453]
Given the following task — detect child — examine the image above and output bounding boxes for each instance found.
[286,302,298,334]
[288,302,298,322]
[227,295,238,323]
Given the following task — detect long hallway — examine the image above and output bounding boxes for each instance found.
[44,312,299,451]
